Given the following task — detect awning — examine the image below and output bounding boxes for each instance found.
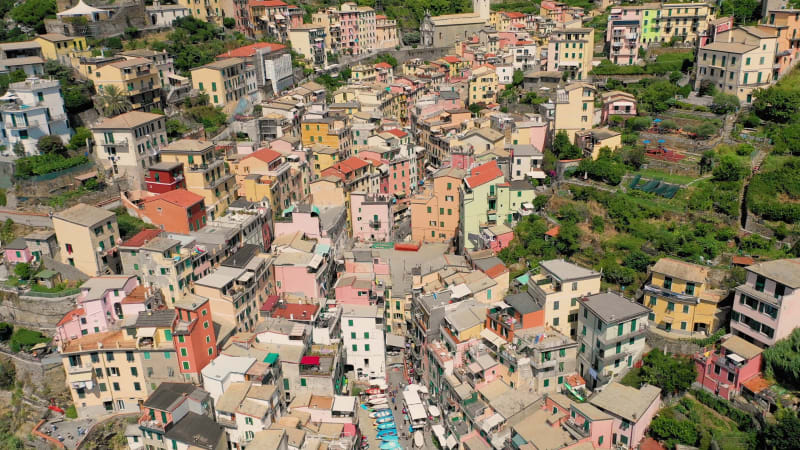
[481,413,504,433]
[428,405,441,417]
[386,334,405,348]
[282,205,295,217]
[515,273,530,285]
[403,389,422,406]
[480,329,506,348]
[300,356,320,366]
[263,353,279,364]
[138,327,156,338]
[57,0,105,17]
[408,403,427,421]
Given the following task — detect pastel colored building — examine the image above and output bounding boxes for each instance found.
[546,25,594,81]
[589,382,662,449]
[55,275,140,344]
[91,111,167,188]
[731,258,800,347]
[137,189,207,234]
[606,8,643,65]
[459,160,505,252]
[173,294,219,382]
[554,83,596,142]
[601,90,637,124]
[93,57,163,111]
[694,335,763,400]
[53,203,122,276]
[0,77,72,156]
[33,33,89,67]
[760,10,800,78]
[145,161,185,194]
[272,250,331,300]
[486,290,544,343]
[190,58,257,112]
[350,192,393,242]
[644,258,726,335]
[3,238,33,265]
[468,65,499,105]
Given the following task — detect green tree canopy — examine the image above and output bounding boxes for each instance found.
[752,85,800,123]
[712,154,747,182]
[36,135,67,157]
[10,0,56,34]
[551,130,582,160]
[639,349,697,393]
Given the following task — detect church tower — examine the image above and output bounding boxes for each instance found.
[473,0,490,21]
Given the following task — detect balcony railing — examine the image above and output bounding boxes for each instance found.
[6,120,39,130]
[66,364,93,375]
[138,413,168,432]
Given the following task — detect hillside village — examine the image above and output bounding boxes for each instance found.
[0,0,798,449]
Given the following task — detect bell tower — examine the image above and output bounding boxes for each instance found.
[473,0,490,21]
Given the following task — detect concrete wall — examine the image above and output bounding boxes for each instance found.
[645,326,702,355]
[0,288,78,331]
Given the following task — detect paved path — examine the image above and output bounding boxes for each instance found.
[0,208,52,227]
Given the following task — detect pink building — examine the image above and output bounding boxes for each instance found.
[607,8,642,65]
[731,258,800,348]
[386,158,412,196]
[589,382,661,449]
[350,193,393,242]
[55,276,146,343]
[480,223,514,252]
[336,8,360,55]
[274,206,323,240]
[4,238,33,265]
[273,249,332,299]
[694,335,763,400]
[601,90,637,123]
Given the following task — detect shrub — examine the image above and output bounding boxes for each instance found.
[9,327,49,352]
[15,154,90,178]
[591,215,604,233]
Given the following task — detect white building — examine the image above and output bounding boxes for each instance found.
[509,144,544,181]
[496,64,514,85]
[214,381,283,448]
[145,4,191,28]
[200,354,257,405]
[91,111,166,188]
[0,77,71,156]
[341,304,385,380]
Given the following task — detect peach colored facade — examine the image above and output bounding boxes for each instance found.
[55,276,139,344]
[760,10,800,78]
[350,193,393,242]
[410,168,464,243]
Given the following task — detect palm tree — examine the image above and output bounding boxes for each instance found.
[97,85,132,117]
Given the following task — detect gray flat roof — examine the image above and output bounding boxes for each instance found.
[581,292,650,324]
[54,203,115,227]
[747,258,800,288]
[540,259,600,282]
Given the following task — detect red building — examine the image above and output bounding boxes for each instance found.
[140,189,207,234]
[145,161,186,194]
[485,290,544,343]
[694,335,763,401]
[173,295,218,379]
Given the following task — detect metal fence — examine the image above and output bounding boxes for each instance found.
[22,161,96,183]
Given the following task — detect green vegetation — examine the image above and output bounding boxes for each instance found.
[43,61,94,114]
[747,158,800,224]
[0,358,13,390]
[763,328,800,388]
[551,130,582,160]
[9,327,49,353]
[719,0,760,25]
[650,395,756,450]
[68,127,93,150]
[150,16,249,75]
[760,409,800,450]
[65,405,78,419]
[490,0,540,14]
[638,349,697,394]
[575,148,626,185]
[630,168,696,185]
[47,178,102,208]
[380,0,472,30]
[186,104,228,136]
[15,154,90,178]
[10,0,56,34]
[591,52,694,76]
[0,70,27,97]
[114,207,156,240]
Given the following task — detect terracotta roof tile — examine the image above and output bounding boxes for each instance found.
[465,160,503,188]
[120,229,163,248]
[143,189,205,208]
[217,42,286,59]
[243,147,282,165]
[57,308,85,327]
[384,128,408,138]
[374,62,392,69]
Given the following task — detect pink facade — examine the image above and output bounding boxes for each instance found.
[610,394,660,449]
[274,265,323,299]
[602,97,637,123]
[4,245,33,265]
[607,8,642,65]
[274,211,321,240]
[338,10,360,55]
[350,193,392,242]
[387,158,412,196]
[489,230,514,252]
[694,344,762,401]
[55,276,140,343]
[731,262,800,348]
[450,152,475,171]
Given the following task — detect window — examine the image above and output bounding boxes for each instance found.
[134,382,141,391]
[667,301,675,312]
[300,378,307,387]
[365,344,371,351]
[131,367,138,376]
[553,301,559,310]
[352,344,358,351]
[182,361,190,370]
[543,379,549,387]
[755,275,766,292]
[685,282,695,295]
[348,320,354,326]
[663,276,673,290]
[112,382,120,391]
[553,317,560,326]
[350,332,356,339]
[649,296,657,306]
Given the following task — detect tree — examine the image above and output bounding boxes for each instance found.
[36,135,67,156]
[638,80,677,113]
[622,146,646,169]
[468,103,484,116]
[554,222,581,256]
[720,0,760,25]
[0,323,12,342]
[374,53,399,68]
[0,219,13,244]
[591,215,604,233]
[0,358,14,390]
[551,130,582,160]
[512,69,524,87]
[12,142,24,158]
[649,415,698,448]
[752,85,800,123]
[639,349,697,393]
[699,150,714,174]
[68,127,92,150]
[711,92,740,114]
[402,31,420,46]
[713,154,747,182]
[13,263,32,281]
[698,79,716,97]
[10,0,56,34]
[763,328,800,387]
[772,122,800,155]
[623,249,651,272]
[761,409,800,450]
[223,17,236,28]
[96,85,132,117]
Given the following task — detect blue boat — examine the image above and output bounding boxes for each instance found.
[377,429,397,436]
[377,422,397,430]
[381,435,400,442]
[380,441,401,450]
[375,416,394,424]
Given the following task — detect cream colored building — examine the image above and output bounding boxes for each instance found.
[191,58,257,112]
[53,203,122,276]
[554,83,596,142]
[159,140,237,220]
[546,25,594,81]
[528,259,602,337]
[91,111,166,188]
[92,57,163,111]
[695,26,778,103]
[288,25,327,68]
[468,65,499,105]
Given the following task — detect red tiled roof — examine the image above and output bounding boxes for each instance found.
[511,23,527,28]
[465,160,503,188]
[742,375,773,394]
[120,228,163,248]
[374,62,392,69]
[565,373,586,387]
[217,42,286,58]
[268,303,319,321]
[385,128,408,138]
[484,263,508,279]
[334,157,369,174]
[732,256,755,266]
[144,189,205,208]
[545,226,560,237]
[243,147,282,165]
[260,295,280,312]
[57,308,85,327]
[443,56,461,64]
[376,14,387,19]
[249,0,287,7]
[501,11,526,18]
[121,285,150,304]
[639,438,666,450]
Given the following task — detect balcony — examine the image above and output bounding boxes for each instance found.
[563,418,590,439]
[186,157,224,173]
[6,120,39,130]
[595,324,647,347]
[66,364,93,375]
[369,219,381,229]
[596,349,631,366]
[532,357,558,369]
[138,413,168,432]
[216,416,237,428]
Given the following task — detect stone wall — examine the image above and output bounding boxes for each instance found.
[645,327,702,356]
[0,289,79,331]
[0,350,65,398]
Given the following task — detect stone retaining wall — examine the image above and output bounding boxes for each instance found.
[0,289,78,331]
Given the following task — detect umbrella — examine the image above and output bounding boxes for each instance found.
[642,140,650,144]
[657,139,665,143]
[653,118,662,123]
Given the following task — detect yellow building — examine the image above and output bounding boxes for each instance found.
[575,128,622,160]
[554,82,596,142]
[468,65,499,105]
[53,203,122,277]
[301,116,352,158]
[191,58,256,112]
[311,144,339,179]
[351,65,377,83]
[644,258,726,335]
[34,33,89,67]
[177,0,222,24]
[159,140,237,220]
[547,25,595,81]
[93,57,163,111]
[60,329,180,418]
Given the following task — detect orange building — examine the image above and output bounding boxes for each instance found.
[760,10,800,78]
[410,166,465,243]
[139,189,207,233]
[485,291,545,343]
[173,294,218,378]
[231,147,283,196]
